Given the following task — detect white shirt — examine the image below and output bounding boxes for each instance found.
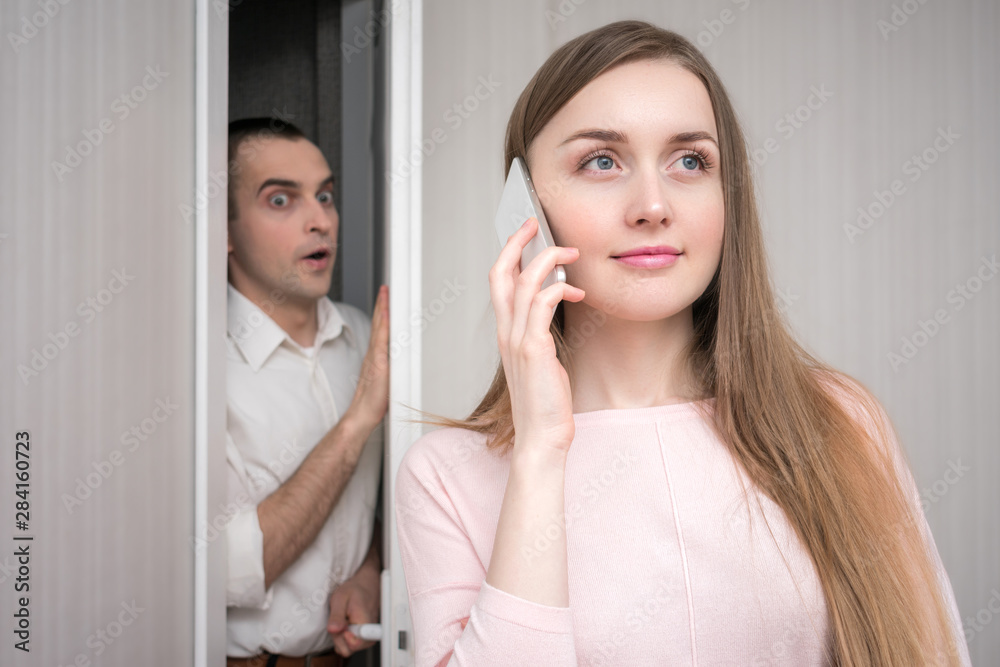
[225,283,383,657]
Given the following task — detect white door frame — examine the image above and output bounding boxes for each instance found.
[383,0,423,664]
[193,0,229,664]
[192,0,424,664]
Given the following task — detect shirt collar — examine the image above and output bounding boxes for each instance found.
[227,283,355,371]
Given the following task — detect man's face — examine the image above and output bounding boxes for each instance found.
[227,136,338,307]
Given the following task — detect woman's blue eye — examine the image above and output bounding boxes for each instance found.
[680,155,701,170]
[584,155,615,170]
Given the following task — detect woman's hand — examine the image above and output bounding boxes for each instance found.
[489,218,585,457]
[484,217,582,607]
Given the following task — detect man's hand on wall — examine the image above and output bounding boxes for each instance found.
[345,284,390,435]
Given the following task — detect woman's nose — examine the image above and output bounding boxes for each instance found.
[625,167,671,227]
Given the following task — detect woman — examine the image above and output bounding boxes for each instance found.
[395,20,969,666]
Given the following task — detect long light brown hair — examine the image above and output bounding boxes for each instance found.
[418,20,962,666]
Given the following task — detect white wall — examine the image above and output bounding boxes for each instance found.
[417,1,999,663]
[0,0,228,664]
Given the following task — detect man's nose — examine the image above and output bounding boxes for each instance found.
[305,197,337,234]
[625,167,671,227]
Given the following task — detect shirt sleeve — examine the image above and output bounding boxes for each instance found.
[225,431,274,610]
[394,434,577,667]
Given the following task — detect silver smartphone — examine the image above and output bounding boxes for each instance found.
[494,157,567,291]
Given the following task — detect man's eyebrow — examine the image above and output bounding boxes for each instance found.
[256,175,335,197]
[256,178,299,197]
[559,128,718,147]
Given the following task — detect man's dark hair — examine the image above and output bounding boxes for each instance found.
[227,117,307,221]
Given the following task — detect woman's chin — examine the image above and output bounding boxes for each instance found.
[564,297,693,325]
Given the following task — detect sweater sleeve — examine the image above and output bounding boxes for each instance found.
[394,432,577,667]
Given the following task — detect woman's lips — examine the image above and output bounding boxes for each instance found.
[613,253,680,268]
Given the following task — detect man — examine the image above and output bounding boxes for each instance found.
[224,117,389,666]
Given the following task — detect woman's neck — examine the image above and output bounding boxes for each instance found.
[562,302,699,413]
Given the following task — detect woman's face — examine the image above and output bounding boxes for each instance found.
[527,58,725,322]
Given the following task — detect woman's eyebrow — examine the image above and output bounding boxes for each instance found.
[559,128,718,147]
[672,130,718,147]
[560,129,628,145]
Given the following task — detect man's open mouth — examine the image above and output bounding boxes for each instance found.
[303,249,330,261]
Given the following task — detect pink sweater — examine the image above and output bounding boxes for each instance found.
[394,397,969,666]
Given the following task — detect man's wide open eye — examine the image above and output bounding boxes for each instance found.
[269,193,289,207]
[317,191,334,205]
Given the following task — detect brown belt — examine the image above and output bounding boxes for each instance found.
[226,647,345,667]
